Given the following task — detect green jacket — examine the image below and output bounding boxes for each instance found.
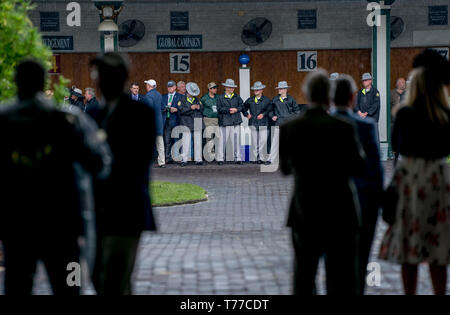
[200,93,219,118]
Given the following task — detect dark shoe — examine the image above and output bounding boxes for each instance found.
[218,161,224,166]
[159,164,166,168]
[180,162,187,167]
[195,161,203,166]
[264,161,271,165]
[257,160,263,164]
[236,161,243,165]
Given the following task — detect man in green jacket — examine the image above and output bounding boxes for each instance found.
[200,82,219,160]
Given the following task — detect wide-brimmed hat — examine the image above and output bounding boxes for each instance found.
[222,78,238,88]
[186,82,200,97]
[275,81,290,89]
[250,81,266,90]
[361,73,372,81]
[71,88,83,97]
[329,73,340,81]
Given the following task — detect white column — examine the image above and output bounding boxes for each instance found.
[376,13,388,161]
[239,67,251,160]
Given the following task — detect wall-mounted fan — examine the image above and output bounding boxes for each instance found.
[119,19,145,47]
[390,16,404,41]
[241,18,272,46]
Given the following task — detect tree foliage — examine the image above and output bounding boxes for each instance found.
[0,0,68,103]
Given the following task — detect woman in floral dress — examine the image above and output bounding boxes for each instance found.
[379,52,450,295]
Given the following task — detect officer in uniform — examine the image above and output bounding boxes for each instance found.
[216,79,244,165]
[243,81,273,164]
[178,82,205,166]
[269,81,299,164]
[355,73,380,141]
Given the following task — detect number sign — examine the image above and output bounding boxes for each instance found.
[170,53,190,73]
[297,51,317,72]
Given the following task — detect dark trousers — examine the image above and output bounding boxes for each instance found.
[163,120,175,162]
[292,229,360,295]
[2,236,80,295]
[93,235,140,295]
[358,203,379,294]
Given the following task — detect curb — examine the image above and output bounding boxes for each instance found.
[152,195,208,208]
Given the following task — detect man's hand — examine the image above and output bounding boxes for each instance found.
[230,108,238,114]
[272,116,278,121]
[257,114,264,120]
[191,105,197,110]
[247,114,252,119]
[357,110,364,118]
[170,107,178,113]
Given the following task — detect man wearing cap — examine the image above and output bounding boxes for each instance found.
[178,82,205,166]
[243,81,273,164]
[269,81,299,164]
[70,87,85,111]
[144,79,165,168]
[162,80,183,164]
[200,83,219,157]
[355,73,380,124]
[217,79,244,165]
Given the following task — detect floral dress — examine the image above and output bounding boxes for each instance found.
[379,156,450,265]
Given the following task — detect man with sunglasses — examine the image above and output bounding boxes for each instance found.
[200,82,219,159]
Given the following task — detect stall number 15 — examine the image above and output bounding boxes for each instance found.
[170,53,190,73]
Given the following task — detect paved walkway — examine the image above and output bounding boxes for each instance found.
[1,161,449,294]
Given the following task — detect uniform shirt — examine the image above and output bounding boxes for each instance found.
[271,94,299,126]
[200,93,219,118]
[243,95,273,127]
[217,93,244,126]
[178,95,205,131]
[355,87,381,122]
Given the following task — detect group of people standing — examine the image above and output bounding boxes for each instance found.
[0,53,157,295]
[281,49,449,295]
[129,78,301,167]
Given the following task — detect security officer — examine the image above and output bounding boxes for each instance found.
[178,82,205,166]
[243,81,272,164]
[355,73,380,122]
[269,81,299,164]
[217,78,244,165]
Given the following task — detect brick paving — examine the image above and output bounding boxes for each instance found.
[0,161,449,295]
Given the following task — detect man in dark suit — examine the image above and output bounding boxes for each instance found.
[0,60,111,295]
[331,74,384,294]
[280,69,366,295]
[128,82,145,103]
[161,80,183,163]
[89,53,157,295]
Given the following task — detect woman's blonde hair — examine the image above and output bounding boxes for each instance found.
[404,67,450,125]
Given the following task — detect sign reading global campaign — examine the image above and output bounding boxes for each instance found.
[157,35,202,50]
[42,36,73,51]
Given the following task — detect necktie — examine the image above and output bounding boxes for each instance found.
[167,94,173,118]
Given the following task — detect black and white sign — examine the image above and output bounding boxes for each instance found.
[428,6,448,25]
[171,11,189,31]
[157,35,202,50]
[42,36,73,51]
[297,51,317,72]
[40,12,60,32]
[170,53,190,73]
[430,47,449,61]
[298,10,317,29]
